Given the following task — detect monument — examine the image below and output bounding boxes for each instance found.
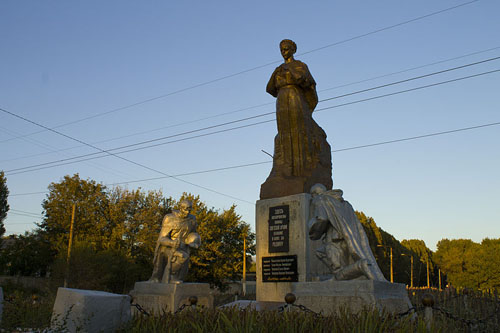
[260,39,332,200]
[256,40,412,314]
[130,200,213,314]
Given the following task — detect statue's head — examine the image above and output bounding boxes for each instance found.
[178,199,193,217]
[280,39,297,60]
[310,183,326,196]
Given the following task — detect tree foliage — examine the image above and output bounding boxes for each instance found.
[356,211,436,286]
[0,231,55,276]
[10,174,255,292]
[434,238,500,290]
[178,193,255,290]
[0,171,9,239]
[39,174,111,250]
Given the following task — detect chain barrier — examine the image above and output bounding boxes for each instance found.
[277,303,320,316]
[393,306,420,319]
[433,305,499,328]
[131,302,151,316]
[174,303,205,314]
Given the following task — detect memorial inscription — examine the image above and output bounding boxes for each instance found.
[262,255,298,282]
[268,205,290,253]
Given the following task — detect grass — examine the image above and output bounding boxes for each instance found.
[1,285,499,332]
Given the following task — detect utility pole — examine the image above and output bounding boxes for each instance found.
[438,269,441,291]
[410,255,414,288]
[242,229,247,296]
[426,259,430,288]
[64,203,76,288]
[377,245,393,283]
[390,247,393,283]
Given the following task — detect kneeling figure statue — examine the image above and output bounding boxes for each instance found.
[149,199,201,284]
[308,184,386,281]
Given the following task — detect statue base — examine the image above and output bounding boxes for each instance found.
[289,279,411,315]
[260,173,332,200]
[223,280,411,315]
[130,281,213,314]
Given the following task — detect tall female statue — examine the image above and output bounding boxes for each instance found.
[260,39,332,199]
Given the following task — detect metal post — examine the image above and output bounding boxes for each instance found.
[242,232,247,296]
[426,260,430,288]
[438,269,441,291]
[64,203,76,288]
[390,247,393,283]
[410,255,414,288]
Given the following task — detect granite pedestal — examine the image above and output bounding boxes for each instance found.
[130,281,213,314]
[51,287,131,333]
[255,193,412,314]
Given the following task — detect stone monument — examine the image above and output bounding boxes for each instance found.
[260,39,332,200]
[130,200,213,314]
[255,40,411,314]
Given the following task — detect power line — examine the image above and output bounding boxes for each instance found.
[3,53,498,166]
[11,118,498,197]
[0,0,479,143]
[6,67,500,175]
[7,212,41,219]
[9,209,41,217]
[321,46,500,93]
[319,56,500,103]
[9,191,48,197]
[315,69,500,113]
[0,107,254,205]
[3,47,498,166]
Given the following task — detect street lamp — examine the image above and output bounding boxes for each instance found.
[377,245,393,283]
[401,253,413,288]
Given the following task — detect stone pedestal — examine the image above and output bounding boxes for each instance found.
[256,193,331,302]
[255,193,412,314]
[130,281,213,314]
[290,280,412,315]
[51,288,131,333]
[0,286,3,325]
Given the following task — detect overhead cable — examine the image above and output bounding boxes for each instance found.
[0,107,254,205]
[0,0,479,143]
[5,67,500,175]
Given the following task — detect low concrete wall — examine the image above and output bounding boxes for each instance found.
[0,276,51,291]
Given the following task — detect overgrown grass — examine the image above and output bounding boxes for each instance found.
[1,286,499,332]
[0,280,55,331]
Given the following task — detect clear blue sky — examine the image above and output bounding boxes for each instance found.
[1,0,499,251]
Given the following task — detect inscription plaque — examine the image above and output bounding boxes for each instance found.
[262,255,298,282]
[268,205,289,253]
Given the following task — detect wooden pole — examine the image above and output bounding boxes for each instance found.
[242,232,247,296]
[390,247,393,283]
[426,259,430,288]
[64,203,76,288]
[438,269,441,291]
[410,255,414,288]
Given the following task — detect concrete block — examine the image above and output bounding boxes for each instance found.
[290,280,412,315]
[130,281,213,315]
[256,194,331,302]
[0,286,3,325]
[51,287,131,333]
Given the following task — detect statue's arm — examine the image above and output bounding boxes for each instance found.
[266,68,278,97]
[308,204,329,240]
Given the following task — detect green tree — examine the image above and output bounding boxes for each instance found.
[50,239,145,293]
[401,239,435,287]
[1,231,54,276]
[471,238,500,290]
[0,171,9,240]
[39,174,111,251]
[434,238,500,290]
[108,187,172,275]
[178,193,255,290]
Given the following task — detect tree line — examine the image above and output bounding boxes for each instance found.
[0,174,254,293]
[0,172,498,292]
